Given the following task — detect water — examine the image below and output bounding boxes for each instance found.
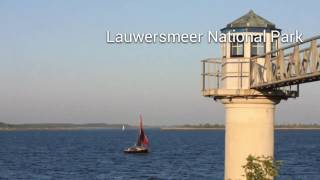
[0,129,319,180]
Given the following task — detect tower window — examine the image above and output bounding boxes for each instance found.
[251,36,265,57]
[230,42,244,57]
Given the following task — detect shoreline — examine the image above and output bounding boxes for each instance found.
[161,127,320,131]
[1,127,320,131]
[161,127,224,131]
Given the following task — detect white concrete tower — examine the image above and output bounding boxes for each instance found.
[201,10,298,180]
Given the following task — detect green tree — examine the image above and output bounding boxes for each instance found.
[242,155,282,180]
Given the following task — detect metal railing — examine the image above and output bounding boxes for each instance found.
[250,35,320,89]
[201,58,221,91]
[221,59,250,89]
[201,58,250,92]
[201,35,320,94]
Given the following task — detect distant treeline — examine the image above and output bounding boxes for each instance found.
[179,123,224,128]
[276,123,320,128]
[1,122,320,130]
[179,123,320,129]
[0,122,130,130]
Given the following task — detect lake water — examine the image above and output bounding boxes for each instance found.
[0,129,319,179]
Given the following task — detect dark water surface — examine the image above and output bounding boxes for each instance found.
[0,129,319,179]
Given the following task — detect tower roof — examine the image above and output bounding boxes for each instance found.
[225,10,276,29]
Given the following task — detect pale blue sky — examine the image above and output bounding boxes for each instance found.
[0,0,319,125]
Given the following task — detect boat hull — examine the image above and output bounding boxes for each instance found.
[123,146,148,153]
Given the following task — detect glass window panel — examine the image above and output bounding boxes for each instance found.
[257,45,264,55]
[231,42,244,57]
[232,46,237,55]
[238,45,244,55]
[251,47,257,56]
[251,40,264,57]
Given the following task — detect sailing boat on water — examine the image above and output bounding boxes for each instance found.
[124,113,149,153]
[122,125,125,131]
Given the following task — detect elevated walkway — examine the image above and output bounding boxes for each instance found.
[201,35,320,99]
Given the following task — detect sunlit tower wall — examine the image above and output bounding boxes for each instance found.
[201,10,299,180]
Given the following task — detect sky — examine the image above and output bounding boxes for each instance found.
[0,0,319,126]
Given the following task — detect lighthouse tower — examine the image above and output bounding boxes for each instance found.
[202,10,299,179]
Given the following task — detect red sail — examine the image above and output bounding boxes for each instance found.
[136,113,149,147]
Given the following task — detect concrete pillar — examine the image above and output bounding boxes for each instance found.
[221,97,280,180]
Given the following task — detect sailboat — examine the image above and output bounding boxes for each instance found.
[124,113,149,153]
[122,125,125,131]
